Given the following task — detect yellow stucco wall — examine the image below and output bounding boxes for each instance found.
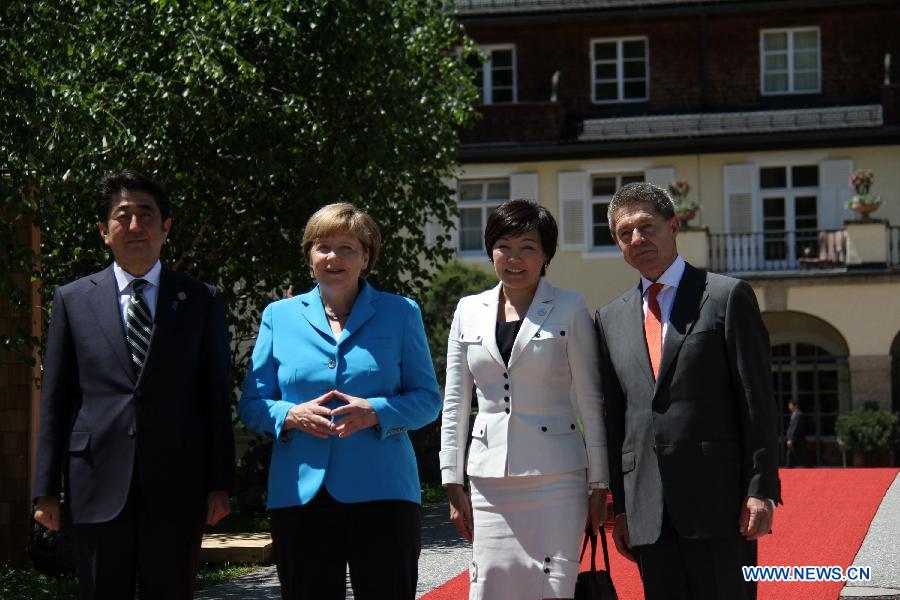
[457,145,900,355]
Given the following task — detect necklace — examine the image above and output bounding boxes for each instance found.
[324,309,351,322]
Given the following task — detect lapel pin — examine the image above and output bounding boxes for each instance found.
[177,292,187,301]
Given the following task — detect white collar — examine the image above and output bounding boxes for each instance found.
[113,260,162,293]
[640,255,686,295]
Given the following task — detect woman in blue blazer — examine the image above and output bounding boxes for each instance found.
[238,203,441,600]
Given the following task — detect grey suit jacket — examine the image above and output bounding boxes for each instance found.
[596,262,780,546]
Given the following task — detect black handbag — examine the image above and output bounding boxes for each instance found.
[574,527,619,600]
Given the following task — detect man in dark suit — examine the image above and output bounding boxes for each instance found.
[785,400,808,467]
[32,170,235,599]
[595,182,781,600]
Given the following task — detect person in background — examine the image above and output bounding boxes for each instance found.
[596,182,781,600]
[440,199,609,600]
[785,399,808,467]
[238,202,441,600]
[33,170,234,599]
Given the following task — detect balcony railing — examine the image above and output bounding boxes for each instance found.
[709,229,847,273]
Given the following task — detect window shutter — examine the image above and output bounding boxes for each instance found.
[558,171,587,249]
[819,159,854,229]
[724,164,754,233]
[644,167,675,190]
[723,163,756,271]
[510,172,538,202]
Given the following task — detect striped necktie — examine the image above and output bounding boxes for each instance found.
[126,279,153,374]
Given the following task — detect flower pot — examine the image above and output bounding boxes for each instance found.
[677,207,697,227]
[849,194,881,219]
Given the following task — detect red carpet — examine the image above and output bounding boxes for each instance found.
[421,469,898,600]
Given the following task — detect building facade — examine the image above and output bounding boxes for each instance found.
[446,0,900,465]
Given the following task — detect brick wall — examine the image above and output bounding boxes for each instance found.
[0,217,40,566]
[463,4,899,142]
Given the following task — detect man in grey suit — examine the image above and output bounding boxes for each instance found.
[595,183,781,600]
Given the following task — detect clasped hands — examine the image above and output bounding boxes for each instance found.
[282,390,379,439]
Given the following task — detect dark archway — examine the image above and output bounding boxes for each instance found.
[762,311,850,466]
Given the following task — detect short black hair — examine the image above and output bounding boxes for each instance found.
[95,170,171,223]
[484,199,558,276]
[607,182,676,240]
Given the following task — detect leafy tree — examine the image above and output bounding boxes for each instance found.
[1,1,477,382]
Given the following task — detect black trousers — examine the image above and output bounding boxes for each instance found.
[270,488,421,600]
[68,471,204,600]
[632,510,757,600]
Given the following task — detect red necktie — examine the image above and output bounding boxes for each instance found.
[644,283,664,379]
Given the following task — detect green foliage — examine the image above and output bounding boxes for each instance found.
[196,563,261,590]
[420,260,495,386]
[420,482,448,506]
[0,565,78,600]
[835,410,900,453]
[1,1,478,382]
[0,563,259,596]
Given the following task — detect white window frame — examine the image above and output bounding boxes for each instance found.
[476,44,517,105]
[589,172,645,251]
[758,164,820,267]
[456,179,509,256]
[759,27,821,95]
[590,37,650,104]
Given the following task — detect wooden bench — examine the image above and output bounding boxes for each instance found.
[200,532,273,564]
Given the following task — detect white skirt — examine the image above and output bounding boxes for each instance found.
[468,470,588,600]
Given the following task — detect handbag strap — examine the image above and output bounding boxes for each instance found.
[579,527,612,575]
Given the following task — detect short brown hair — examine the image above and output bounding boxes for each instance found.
[302,203,382,277]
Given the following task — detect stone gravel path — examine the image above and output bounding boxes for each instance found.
[841,473,900,599]
[196,501,471,600]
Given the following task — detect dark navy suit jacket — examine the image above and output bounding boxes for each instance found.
[33,264,235,525]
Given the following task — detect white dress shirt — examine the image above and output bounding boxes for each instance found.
[113,260,162,328]
[639,255,686,346]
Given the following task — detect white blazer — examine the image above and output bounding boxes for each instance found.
[440,278,609,486]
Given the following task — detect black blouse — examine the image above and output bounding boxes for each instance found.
[495,319,523,367]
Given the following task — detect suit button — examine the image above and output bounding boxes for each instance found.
[504,396,509,402]
[328,359,336,369]
[541,426,548,432]
[503,373,508,379]
[544,568,551,574]
[571,424,576,430]
[535,332,541,338]
[505,408,510,414]
[128,426,136,439]
[560,330,566,336]
[545,556,551,563]
[503,384,509,390]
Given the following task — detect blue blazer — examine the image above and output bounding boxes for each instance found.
[238,281,441,508]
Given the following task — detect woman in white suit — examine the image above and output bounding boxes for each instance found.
[440,199,609,600]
